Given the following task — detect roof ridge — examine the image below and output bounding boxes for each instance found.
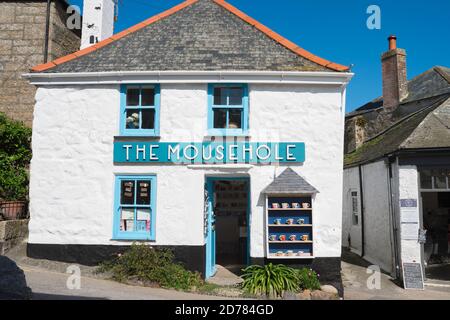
[399,96,450,149]
[359,96,448,147]
[213,0,348,72]
[434,66,450,84]
[31,0,199,72]
[31,0,349,73]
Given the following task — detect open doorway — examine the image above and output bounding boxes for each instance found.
[214,179,249,267]
[205,177,249,280]
[421,191,450,281]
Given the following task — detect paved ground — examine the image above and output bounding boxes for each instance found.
[2,242,232,300]
[21,265,225,300]
[4,242,450,300]
[207,265,243,286]
[342,250,450,300]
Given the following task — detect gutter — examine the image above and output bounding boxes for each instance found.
[22,70,354,86]
[43,0,52,63]
[386,156,401,278]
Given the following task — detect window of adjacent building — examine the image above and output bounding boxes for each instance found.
[113,175,156,240]
[120,85,160,136]
[351,191,359,225]
[208,84,248,135]
[420,169,450,190]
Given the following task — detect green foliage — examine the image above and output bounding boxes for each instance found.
[0,113,32,200]
[296,268,321,291]
[241,263,299,298]
[98,243,203,290]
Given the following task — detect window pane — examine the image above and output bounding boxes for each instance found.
[136,208,151,232]
[126,88,140,106]
[229,87,243,105]
[213,109,227,128]
[121,180,135,204]
[213,87,227,105]
[120,208,135,232]
[434,170,447,189]
[136,180,151,205]
[420,170,432,189]
[228,109,242,129]
[141,87,155,106]
[141,109,155,129]
[125,110,140,129]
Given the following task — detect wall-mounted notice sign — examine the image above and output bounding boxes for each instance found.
[400,198,419,240]
[113,142,305,164]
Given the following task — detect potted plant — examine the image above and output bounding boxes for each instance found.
[0,157,29,220]
[0,113,31,220]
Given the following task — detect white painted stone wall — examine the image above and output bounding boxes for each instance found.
[360,160,393,272]
[29,82,345,258]
[80,0,115,49]
[342,160,394,272]
[397,165,422,264]
[342,166,362,254]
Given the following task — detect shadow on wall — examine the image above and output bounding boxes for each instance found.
[0,256,32,299]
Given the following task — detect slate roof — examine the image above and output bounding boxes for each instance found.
[31,0,349,73]
[344,95,450,167]
[262,168,318,194]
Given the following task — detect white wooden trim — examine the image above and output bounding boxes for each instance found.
[23,70,354,86]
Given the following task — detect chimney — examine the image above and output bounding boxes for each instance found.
[81,0,116,49]
[381,35,408,111]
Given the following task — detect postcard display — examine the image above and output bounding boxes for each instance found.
[266,196,313,258]
[120,180,151,232]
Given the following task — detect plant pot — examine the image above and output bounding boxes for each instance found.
[0,201,27,220]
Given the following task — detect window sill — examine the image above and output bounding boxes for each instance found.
[114,135,161,141]
[206,130,250,138]
[112,234,154,241]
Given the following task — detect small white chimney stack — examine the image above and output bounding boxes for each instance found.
[81,0,116,50]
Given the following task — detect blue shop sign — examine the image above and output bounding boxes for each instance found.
[113,142,305,164]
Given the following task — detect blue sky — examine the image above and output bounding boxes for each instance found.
[69,0,450,112]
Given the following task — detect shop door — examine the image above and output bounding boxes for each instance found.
[205,180,216,278]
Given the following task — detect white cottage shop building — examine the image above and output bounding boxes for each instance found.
[343,36,450,283]
[24,0,352,284]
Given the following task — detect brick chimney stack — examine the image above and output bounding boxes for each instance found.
[381,35,408,111]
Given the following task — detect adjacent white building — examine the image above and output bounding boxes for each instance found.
[25,0,352,286]
[343,36,450,284]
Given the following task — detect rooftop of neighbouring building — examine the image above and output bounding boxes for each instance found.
[30,0,349,73]
[344,65,450,167]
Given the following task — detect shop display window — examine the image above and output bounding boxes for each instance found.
[113,175,156,240]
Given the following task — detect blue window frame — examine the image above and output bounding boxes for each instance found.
[113,175,156,240]
[120,84,160,136]
[208,84,249,136]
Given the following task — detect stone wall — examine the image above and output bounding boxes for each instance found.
[0,219,29,254]
[0,1,80,127]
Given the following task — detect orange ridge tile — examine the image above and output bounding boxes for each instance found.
[29,0,199,72]
[213,0,349,72]
[31,61,57,72]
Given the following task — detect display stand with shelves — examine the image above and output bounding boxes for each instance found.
[265,195,314,259]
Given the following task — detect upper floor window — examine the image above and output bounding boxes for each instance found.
[113,175,156,240]
[120,84,160,136]
[208,84,248,136]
